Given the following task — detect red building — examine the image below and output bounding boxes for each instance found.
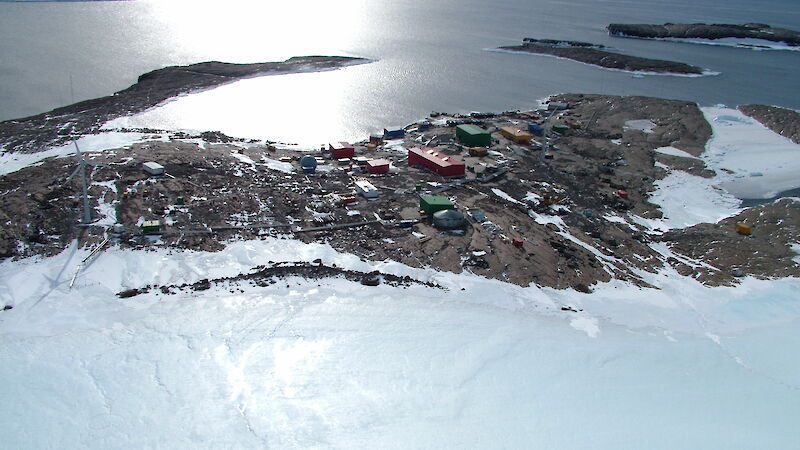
[366,158,390,174]
[408,147,465,177]
[329,142,355,159]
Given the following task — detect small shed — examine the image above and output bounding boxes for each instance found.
[384,127,405,139]
[300,155,317,173]
[141,220,161,234]
[142,161,164,176]
[354,180,379,199]
[369,134,384,146]
[330,142,355,159]
[456,124,491,147]
[366,158,390,174]
[432,209,466,229]
[419,195,454,215]
[528,123,544,136]
[468,147,488,157]
[499,126,533,144]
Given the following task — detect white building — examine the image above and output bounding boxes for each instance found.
[142,161,165,176]
[354,180,378,199]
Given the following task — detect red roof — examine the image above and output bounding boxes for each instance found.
[330,142,354,150]
[408,147,464,169]
[367,158,390,167]
[408,147,465,177]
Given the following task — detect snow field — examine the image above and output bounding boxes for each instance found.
[1,237,799,448]
[626,106,800,232]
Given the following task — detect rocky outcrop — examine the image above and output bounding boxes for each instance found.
[608,23,800,46]
[0,56,368,154]
[499,38,704,75]
[739,104,800,144]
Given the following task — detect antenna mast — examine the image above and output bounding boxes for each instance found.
[64,141,101,224]
[539,108,559,163]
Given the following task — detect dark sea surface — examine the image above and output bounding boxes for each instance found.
[1,0,798,144]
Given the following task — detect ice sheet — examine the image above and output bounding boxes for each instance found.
[1,238,798,448]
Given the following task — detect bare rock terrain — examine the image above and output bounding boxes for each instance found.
[3,90,798,290]
[499,38,704,74]
[608,23,800,46]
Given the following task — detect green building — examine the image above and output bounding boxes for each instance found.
[419,195,454,215]
[455,124,491,147]
[141,220,162,234]
[551,124,569,134]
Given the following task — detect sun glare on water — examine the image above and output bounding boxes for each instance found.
[140,0,368,62]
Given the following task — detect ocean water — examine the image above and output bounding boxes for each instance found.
[1,0,798,145]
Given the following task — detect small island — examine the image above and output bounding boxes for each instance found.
[608,23,800,48]
[498,38,705,75]
[0,56,368,154]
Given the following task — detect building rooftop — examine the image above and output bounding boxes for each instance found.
[409,147,465,168]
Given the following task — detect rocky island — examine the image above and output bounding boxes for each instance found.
[2,57,798,291]
[0,56,368,155]
[498,38,705,75]
[608,23,800,48]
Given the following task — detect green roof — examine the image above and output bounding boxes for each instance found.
[420,195,453,206]
[456,124,489,136]
[419,195,455,214]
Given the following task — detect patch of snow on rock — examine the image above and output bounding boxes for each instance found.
[654,146,701,159]
[624,119,656,133]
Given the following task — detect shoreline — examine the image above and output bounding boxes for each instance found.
[0,56,370,155]
[488,48,717,77]
[497,38,706,75]
[608,22,800,48]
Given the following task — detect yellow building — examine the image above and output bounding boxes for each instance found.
[499,126,533,144]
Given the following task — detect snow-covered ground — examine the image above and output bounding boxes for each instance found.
[1,238,799,449]
[624,106,800,231]
[2,105,800,448]
[701,107,800,200]
[0,131,169,176]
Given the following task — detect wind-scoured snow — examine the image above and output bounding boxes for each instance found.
[654,145,701,159]
[647,170,742,229]
[632,106,799,231]
[700,106,800,199]
[623,119,656,133]
[0,131,168,176]
[1,237,798,448]
[491,188,523,204]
